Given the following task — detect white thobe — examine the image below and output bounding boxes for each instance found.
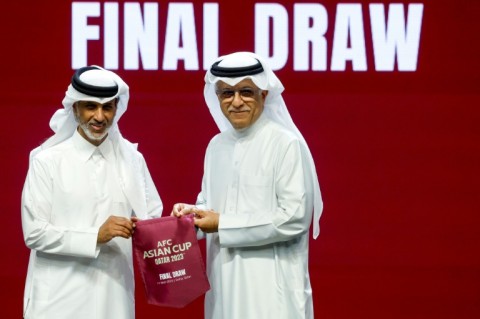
[21,130,162,319]
[197,115,315,319]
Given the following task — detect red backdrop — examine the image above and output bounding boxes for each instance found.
[1,1,479,318]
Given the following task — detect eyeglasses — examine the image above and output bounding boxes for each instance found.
[216,88,259,101]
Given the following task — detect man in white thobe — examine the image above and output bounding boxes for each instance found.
[21,66,163,319]
[173,52,323,319]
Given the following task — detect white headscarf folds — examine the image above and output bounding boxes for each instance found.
[204,52,323,239]
[30,66,150,217]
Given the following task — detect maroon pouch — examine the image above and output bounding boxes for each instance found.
[132,216,210,308]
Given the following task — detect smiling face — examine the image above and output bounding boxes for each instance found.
[215,79,268,130]
[73,99,117,146]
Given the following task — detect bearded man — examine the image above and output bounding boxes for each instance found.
[21,66,163,319]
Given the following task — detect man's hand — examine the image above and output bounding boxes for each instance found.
[171,203,219,233]
[97,216,136,244]
[171,203,196,217]
[193,209,219,233]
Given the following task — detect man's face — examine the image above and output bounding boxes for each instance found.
[73,99,117,145]
[216,79,267,130]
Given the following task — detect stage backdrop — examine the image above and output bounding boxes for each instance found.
[1,1,479,318]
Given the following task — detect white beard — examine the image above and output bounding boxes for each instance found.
[78,121,109,141]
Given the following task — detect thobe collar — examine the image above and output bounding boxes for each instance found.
[72,129,115,163]
[231,111,269,141]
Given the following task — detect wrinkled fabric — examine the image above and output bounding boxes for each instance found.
[133,216,210,308]
[204,52,322,239]
[29,66,151,217]
[196,115,315,319]
[22,130,163,319]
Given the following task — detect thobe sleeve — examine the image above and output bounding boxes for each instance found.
[194,178,208,241]
[139,154,163,219]
[21,157,99,258]
[195,139,212,213]
[219,140,313,247]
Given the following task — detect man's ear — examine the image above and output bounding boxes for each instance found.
[261,90,269,101]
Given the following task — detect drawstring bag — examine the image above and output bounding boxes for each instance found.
[132,216,210,307]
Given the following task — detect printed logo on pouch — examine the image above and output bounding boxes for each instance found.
[142,239,192,265]
[158,269,190,284]
[159,269,187,280]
